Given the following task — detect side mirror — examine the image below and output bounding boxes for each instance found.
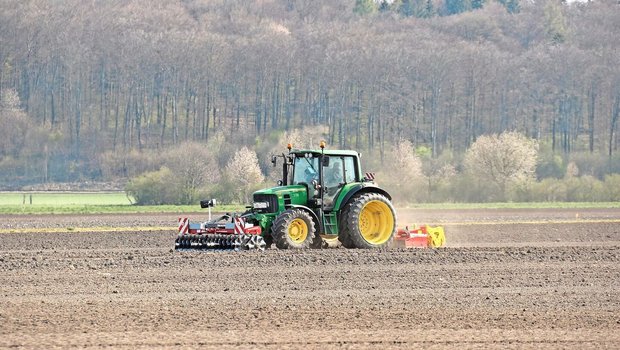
[200,199,217,208]
[277,180,283,186]
[322,156,330,167]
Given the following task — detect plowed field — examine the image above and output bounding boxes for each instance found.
[1,208,619,349]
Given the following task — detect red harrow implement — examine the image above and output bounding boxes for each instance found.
[175,214,266,250]
[175,199,266,251]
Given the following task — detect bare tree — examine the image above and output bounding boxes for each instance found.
[162,142,221,205]
[377,139,424,204]
[464,132,538,200]
[224,147,265,203]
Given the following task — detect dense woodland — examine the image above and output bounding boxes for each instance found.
[1,0,619,202]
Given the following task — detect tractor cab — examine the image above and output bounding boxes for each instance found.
[274,146,361,211]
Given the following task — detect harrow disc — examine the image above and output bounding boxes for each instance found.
[175,233,267,251]
[243,235,267,251]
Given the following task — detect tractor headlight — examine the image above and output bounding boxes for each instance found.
[253,202,269,209]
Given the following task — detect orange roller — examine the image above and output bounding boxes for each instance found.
[392,225,446,248]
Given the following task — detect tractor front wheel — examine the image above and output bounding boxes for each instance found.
[340,193,396,249]
[271,209,318,249]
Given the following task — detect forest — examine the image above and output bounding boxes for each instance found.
[0,0,619,203]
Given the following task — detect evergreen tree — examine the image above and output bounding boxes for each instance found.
[397,0,414,17]
[424,0,435,17]
[354,0,377,15]
[379,0,390,12]
[471,0,485,10]
[505,0,520,13]
[544,0,567,44]
[398,0,434,18]
[444,0,472,15]
[496,0,520,13]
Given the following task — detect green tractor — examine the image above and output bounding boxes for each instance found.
[247,143,397,249]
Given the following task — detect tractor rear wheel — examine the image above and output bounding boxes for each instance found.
[337,204,357,249]
[340,193,396,249]
[337,229,356,248]
[271,209,317,249]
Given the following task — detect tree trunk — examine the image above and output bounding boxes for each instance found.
[160,94,167,147]
[588,85,596,153]
[610,93,619,157]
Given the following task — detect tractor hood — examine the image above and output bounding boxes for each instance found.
[252,185,308,208]
[253,184,306,197]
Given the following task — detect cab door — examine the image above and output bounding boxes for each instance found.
[323,156,356,208]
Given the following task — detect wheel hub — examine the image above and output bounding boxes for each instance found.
[288,218,308,242]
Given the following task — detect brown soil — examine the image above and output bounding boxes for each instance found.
[1,208,619,349]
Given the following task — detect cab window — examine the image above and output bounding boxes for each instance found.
[324,155,357,189]
[293,156,319,184]
[343,156,356,183]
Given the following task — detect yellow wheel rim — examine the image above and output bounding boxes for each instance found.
[288,218,308,243]
[358,200,394,245]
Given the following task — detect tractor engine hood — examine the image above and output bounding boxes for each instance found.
[251,185,308,211]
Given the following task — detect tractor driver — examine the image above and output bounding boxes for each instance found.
[325,161,343,188]
[304,166,318,183]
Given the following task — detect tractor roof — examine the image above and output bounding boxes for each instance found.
[290,149,359,157]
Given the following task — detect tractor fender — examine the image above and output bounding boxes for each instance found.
[286,204,322,232]
[336,184,392,211]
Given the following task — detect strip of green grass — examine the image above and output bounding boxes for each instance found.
[0,204,247,215]
[0,192,133,205]
[0,192,248,214]
[0,201,618,215]
[401,202,620,209]
[2,191,619,214]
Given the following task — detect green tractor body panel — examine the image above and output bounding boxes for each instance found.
[331,182,392,212]
[253,185,308,207]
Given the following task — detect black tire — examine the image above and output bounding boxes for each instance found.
[262,234,274,249]
[271,209,317,249]
[310,230,325,249]
[338,229,356,249]
[337,203,357,249]
[340,193,396,249]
